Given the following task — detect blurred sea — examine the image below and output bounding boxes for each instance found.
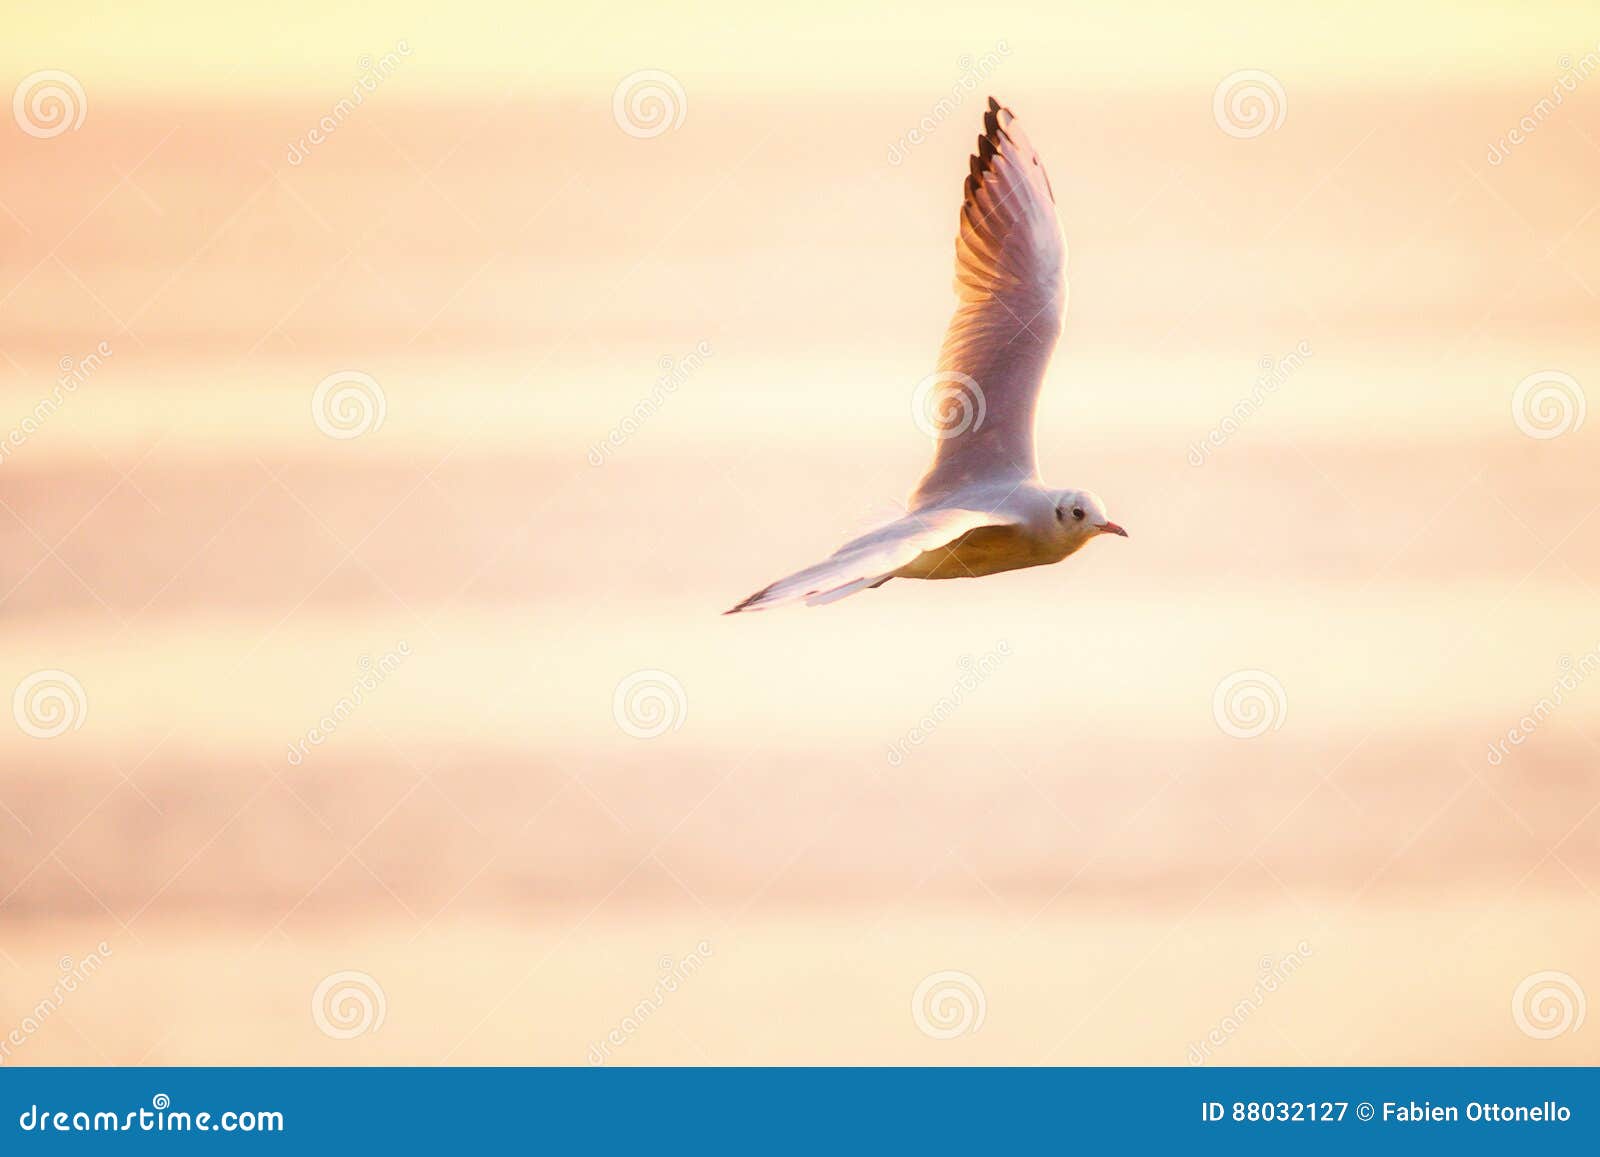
[1,87,1597,1062]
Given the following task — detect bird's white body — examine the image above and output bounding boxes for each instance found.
[894,482,1094,582]
[728,98,1125,614]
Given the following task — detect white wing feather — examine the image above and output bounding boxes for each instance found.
[725,506,1019,613]
[910,97,1067,510]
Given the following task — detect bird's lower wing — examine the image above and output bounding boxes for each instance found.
[725,507,1018,613]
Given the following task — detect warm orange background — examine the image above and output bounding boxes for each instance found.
[2,2,1598,1063]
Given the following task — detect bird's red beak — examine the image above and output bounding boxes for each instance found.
[1097,521,1128,538]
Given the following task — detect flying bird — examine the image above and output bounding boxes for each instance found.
[727,97,1126,614]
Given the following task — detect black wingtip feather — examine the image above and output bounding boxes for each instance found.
[725,580,777,615]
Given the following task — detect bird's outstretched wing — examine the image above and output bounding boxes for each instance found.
[910,97,1067,510]
[724,506,1020,613]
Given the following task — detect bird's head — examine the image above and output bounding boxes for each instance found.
[1052,488,1128,546]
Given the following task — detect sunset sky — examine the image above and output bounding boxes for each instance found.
[7,1,1598,89]
[2,1,1597,1065]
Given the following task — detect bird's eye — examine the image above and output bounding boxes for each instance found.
[1072,507,1085,520]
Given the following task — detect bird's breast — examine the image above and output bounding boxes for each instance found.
[895,524,1073,581]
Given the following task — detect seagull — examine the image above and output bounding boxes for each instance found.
[726,97,1126,614]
